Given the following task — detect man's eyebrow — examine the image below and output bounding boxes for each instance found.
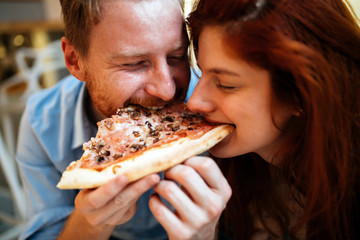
[109,51,145,60]
[109,43,188,61]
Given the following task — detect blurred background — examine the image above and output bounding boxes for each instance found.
[0,0,66,87]
[0,1,68,239]
[0,0,358,239]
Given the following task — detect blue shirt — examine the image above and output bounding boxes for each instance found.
[16,73,198,240]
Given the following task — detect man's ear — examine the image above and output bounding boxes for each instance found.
[61,37,86,81]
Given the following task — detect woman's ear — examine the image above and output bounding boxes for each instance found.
[61,37,86,82]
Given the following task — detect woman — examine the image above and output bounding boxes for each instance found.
[186,0,360,239]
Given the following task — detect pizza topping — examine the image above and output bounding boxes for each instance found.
[130,111,141,120]
[96,156,105,163]
[162,115,175,122]
[104,120,115,130]
[167,123,180,131]
[72,103,220,170]
[155,125,165,131]
[129,144,144,153]
[116,109,124,116]
[99,149,111,157]
[133,131,140,137]
[114,153,123,159]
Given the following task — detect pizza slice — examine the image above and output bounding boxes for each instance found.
[57,102,234,189]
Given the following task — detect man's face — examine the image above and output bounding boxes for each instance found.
[82,0,190,117]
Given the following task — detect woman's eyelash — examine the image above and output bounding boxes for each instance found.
[215,81,235,90]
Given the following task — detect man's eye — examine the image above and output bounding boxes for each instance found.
[168,53,187,63]
[123,61,146,68]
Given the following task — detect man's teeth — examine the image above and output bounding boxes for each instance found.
[143,106,165,111]
[124,105,165,111]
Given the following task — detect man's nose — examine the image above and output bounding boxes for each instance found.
[145,61,176,101]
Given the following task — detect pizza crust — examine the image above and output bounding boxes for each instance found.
[57,124,233,189]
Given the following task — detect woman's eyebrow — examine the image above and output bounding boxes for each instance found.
[208,67,240,76]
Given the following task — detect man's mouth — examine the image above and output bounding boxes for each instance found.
[122,90,186,111]
[142,105,165,111]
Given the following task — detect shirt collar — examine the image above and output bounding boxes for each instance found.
[72,84,97,150]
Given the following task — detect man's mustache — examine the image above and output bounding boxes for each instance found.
[123,89,186,108]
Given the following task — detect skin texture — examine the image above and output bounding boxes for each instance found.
[187,26,293,163]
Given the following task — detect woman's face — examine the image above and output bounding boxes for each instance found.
[188,26,293,163]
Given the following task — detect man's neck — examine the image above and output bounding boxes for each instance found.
[85,89,104,124]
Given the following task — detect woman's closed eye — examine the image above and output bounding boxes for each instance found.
[215,80,236,90]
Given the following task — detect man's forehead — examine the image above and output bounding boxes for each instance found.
[99,0,183,10]
[98,0,183,24]
[109,40,188,60]
[87,0,187,59]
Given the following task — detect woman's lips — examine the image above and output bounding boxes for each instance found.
[205,117,236,128]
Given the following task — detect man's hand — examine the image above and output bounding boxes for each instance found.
[149,156,232,240]
[58,173,160,240]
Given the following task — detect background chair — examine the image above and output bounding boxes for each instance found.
[0,39,68,240]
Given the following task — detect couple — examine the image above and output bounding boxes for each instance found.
[17,0,360,239]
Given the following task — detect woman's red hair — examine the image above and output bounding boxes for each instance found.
[188,0,360,239]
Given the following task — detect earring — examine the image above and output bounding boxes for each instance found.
[294,107,304,117]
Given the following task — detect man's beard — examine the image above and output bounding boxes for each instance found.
[85,70,119,118]
[85,70,187,118]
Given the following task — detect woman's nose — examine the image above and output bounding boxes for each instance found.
[187,79,215,113]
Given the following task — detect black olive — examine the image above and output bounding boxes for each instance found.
[130,111,141,120]
[163,116,174,122]
[114,153,123,159]
[145,121,152,127]
[130,144,143,153]
[143,110,152,117]
[148,130,160,137]
[96,156,105,163]
[99,149,110,156]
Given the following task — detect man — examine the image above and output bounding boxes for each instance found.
[17,0,190,239]
[17,0,231,239]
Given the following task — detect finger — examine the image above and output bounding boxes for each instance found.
[153,180,201,222]
[149,193,185,236]
[164,164,212,204]
[185,156,231,198]
[85,174,160,226]
[105,203,137,226]
[75,175,129,211]
[164,163,230,222]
